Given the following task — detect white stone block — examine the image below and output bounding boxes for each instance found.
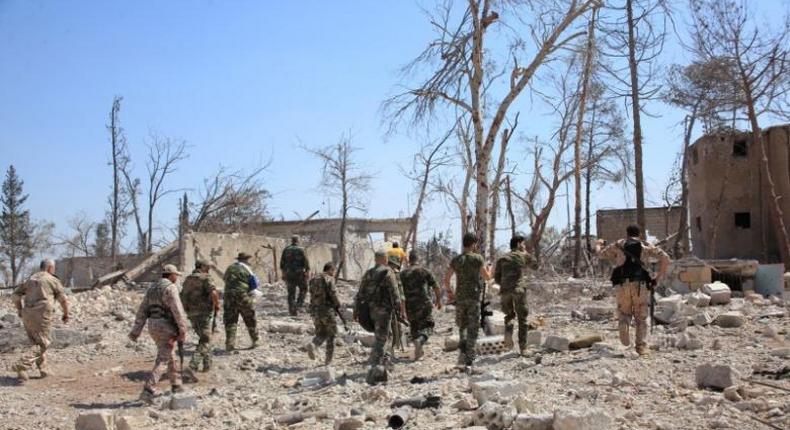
[75,411,114,430]
[512,413,553,430]
[702,282,731,305]
[544,335,569,352]
[485,310,507,335]
[715,311,745,328]
[526,331,542,347]
[696,363,740,390]
[553,408,612,430]
[169,392,198,410]
[470,379,528,404]
[686,291,711,307]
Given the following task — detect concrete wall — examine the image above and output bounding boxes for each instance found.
[182,232,336,285]
[595,207,683,244]
[55,254,156,287]
[687,124,790,264]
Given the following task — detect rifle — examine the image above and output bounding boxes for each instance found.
[480,279,493,333]
[177,340,185,381]
[335,306,349,331]
[211,308,218,334]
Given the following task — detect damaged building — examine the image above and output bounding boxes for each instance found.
[596,206,683,244]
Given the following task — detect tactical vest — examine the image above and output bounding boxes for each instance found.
[309,274,334,311]
[610,238,650,285]
[281,246,307,274]
[181,273,211,314]
[354,266,393,332]
[145,280,175,322]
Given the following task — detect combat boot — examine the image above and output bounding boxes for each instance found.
[304,342,316,360]
[411,337,425,361]
[139,387,160,403]
[16,369,29,382]
[171,384,185,394]
[39,369,52,378]
[202,357,212,373]
[324,344,334,366]
[635,344,649,357]
[183,367,199,383]
[503,327,515,350]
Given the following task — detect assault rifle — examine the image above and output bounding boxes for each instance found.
[480,278,493,333]
[177,340,185,381]
[211,307,218,334]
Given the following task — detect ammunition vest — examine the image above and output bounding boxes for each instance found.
[145,280,175,323]
[610,238,650,285]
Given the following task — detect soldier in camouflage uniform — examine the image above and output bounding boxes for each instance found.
[304,262,341,365]
[354,251,406,377]
[180,260,220,374]
[443,233,491,371]
[223,252,260,351]
[11,259,70,382]
[494,235,538,355]
[400,251,441,361]
[280,235,311,316]
[129,264,189,401]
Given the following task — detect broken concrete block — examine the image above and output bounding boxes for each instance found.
[303,367,335,386]
[75,411,114,430]
[169,392,198,410]
[723,386,743,402]
[452,398,478,411]
[696,363,740,390]
[470,379,528,404]
[472,401,515,430]
[476,336,510,355]
[115,415,147,430]
[714,311,745,328]
[239,409,264,422]
[654,295,683,324]
[553,408,612,430]
[686,291,711,307]
[526,330,542,347]
[443,336,460,352]
[568,335,602,350]
[334,416,365,430]
[702,282,731,305]
[582,306,612,321]
[543,335,569,352]
[266,321,311,335]
[692,310,715,326]
[485,310,507,335]
[512,413,553,430]
[676,333,703,350]
[770,347,790,358]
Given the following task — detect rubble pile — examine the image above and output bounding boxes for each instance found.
[0,277,787,430]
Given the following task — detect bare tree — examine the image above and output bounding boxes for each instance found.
[386,0,600,256]
[57,214,96,257]
[689,0,790,265]
[434,118,476,236]
[488,114,519,259]
[106,96,131,262]
[598,0,671,236]
[121,164,146,254]
[142,132,188,253]
[191,165,271,231]
[304,134,372,279]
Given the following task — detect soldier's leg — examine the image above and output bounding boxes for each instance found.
[464,302,481,365]
[514,291,529,352]
[324,334,335,365]
[615,283,634,346]
[455,303,469,365]
[369,307,392,366]
[633,284,650,351]
[286,279,297,316]
[501,292,516,349]
[239,296,259,347]
[146,337,177,391]
[223,297,240,350]
[296,275,307,309]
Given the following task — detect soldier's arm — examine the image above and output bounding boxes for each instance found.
[645,245,671,281]
[279,250,287,271]
[303,250,310,272]
[207,278,220,311]
[129,295,149,341]
[494,259,503,285]
[165,285,189,341]
[12,283,25,314]
[596,241,621,261]
[524,252,539,270]
[328,279,341,309]
[425,270,442,309]
[51,278,69,323]
[387,272,405,316]
[442,265,456,301]
[480,257,492,281]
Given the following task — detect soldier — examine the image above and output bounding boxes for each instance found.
[280,235,311,316]
[223,252,260,351]
[494,235,538,355]
[11,259,70,382]
[595,225,670,356]
[304,262,342,366]
[180,260,220,376]
[399,251,441,361]
[354,251,406,383]
[443,233,491,372]
[129,264,189,401]
[386,241,407,271]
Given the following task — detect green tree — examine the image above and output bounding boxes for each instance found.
[0,165,34,285]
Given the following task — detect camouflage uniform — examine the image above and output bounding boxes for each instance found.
[280,244,310,315]
[494,251,538,351]
[11,271,66,376]
[130,278,189,391]
[399,264,438,342]
[356,264,401,366]
[180,270,217,371]
[223,262,259,350]
[599,238,670,350]
[308,273,341,364]
[450,251,485,365]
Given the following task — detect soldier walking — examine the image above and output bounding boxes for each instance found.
[223,252,260,351]
[129,264,189,401]
[11,259,70,382]
[399,251,441,361]
[280,235,311,316]
[304,262,342,366]
[596,225,670,356]
[494,235,538,355]
[354,251,405,384]
[443,233,491,372]
[180,260,220,376]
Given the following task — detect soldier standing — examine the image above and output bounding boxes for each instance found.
[494,235,538,355]
[129,264,189,401]
[386,241,407,270]
[223,252,260,351]
[280,235,311,316]
[596,225,670,356]
[399,251,441,361]
[304,262,342,366]
[11,259,70,382]
[443,233,491,371]
[354,251,405,384]
[180,260,220,375]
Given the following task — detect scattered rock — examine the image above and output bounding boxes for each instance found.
[723,386,742,402]
[715,312,745,328]
[169,392,198,410]
[512,413,553,430]
[696,363,740,390]
[526,331,542,347]
[239,409,264,422]
[544,335,570,352]
[692,310,715,326]
[75,411,115,430]
[472,401,515,430]
[452,398,478,411]
[769,347,790,358]
[686,291,711,307]
[702,282,731,305]
[582,306,611,321]
[568,334,602,350]
[334,416,365,430]
[553,408,612,430]
[470,378,528,404]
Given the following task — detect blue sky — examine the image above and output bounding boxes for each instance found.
[0,0,787,252]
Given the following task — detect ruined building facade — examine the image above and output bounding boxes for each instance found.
[688,124,790,266]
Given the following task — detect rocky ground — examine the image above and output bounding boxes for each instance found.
[0,276,788,430]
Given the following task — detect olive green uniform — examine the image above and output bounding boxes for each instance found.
[180,270,217,371]
[450,251,485,365]
[399,265,437,342]
[223,262,259,350]
[308,273,341,364]
[356,264,401,366]
[494,251,537,351]
[280,244,310,315]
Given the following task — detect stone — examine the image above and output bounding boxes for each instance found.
[169,392,198,410]
[512,413,553,430]
[686,291,711,307]
[75,411,114,430]
[0,312,20,325]
[702,282,731,305]
[470,379,529,404]
[511,395,536,414]
[770,347,790,358]
[714,311,745,328]
[443,336,460,352]
[568,335,602,350]
[526,331,542,347]
[543,335,570,352]
[723,386,742,402]
[696,363,740,390]
[676,333,702,350]
[655,295,683,323]
[304,367,335,384]
[553,408,612,430]
[240,409,264,421]
[452,398,478,411]
[116,415,147,430]
[582,306,612,321]
[472,401,515,430]
[485,310,507,335]
[266,321,311,335]
[357,333,375,348]
[692,310,715,326]
[334,416,365,430]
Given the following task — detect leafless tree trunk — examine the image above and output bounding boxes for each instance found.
[488,114,518,260]
[505,175,516,237]
[305,134,371,280]
[144,133,188,253]
[107,96,129,263]
[625,0,647,235]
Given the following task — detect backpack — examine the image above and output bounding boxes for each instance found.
[282,246,307,273]
[354,267,389,333]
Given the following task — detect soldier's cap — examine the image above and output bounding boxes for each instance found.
[237,252,253,261]
[162,264,182,276]
[291,234,299,242]
[374,250,387,259]
[195,259,210,269]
